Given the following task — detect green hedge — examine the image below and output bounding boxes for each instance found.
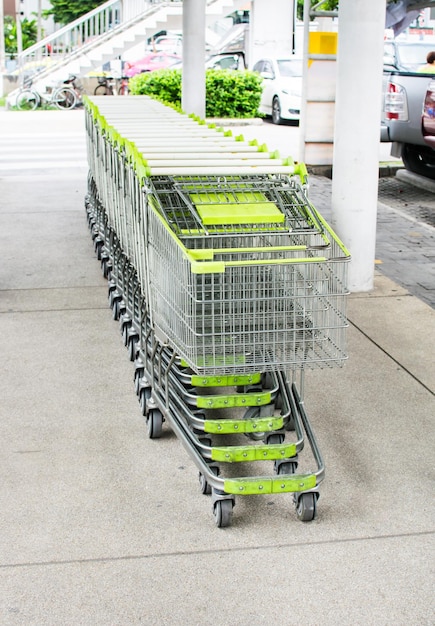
[128,68,263,118]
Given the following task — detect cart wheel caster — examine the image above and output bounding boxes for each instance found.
[127,335,139,361]
[198,437,211,448]
[139,386,151,415]
[101,257,111,279]
[147,408,163,439]
[134,368,144,395]
[121,320,132,345]
[295,493,317,522]
[198,465,219,495]
[237,384,262,394]
[265,433,284,445]
[213,499,234,528]
[95,240,103,260]
[276,461,298,475]
[199,472,211,495]
[243,405,264,441]
[108,284,116,305]
[112,298,122,321]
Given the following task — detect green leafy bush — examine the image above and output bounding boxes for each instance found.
[129,69,182,107]
[129,68,263,118]
[205,70,262,118]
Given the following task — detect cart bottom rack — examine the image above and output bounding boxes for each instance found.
[84,96,349,527]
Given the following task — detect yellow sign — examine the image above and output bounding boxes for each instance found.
[309,32,338,55]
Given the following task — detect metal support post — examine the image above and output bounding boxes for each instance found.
[331,0,387,292]
[181,0,206,118]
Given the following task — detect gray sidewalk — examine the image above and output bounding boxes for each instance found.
[0,110,434,625]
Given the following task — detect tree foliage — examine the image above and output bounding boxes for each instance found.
[296,0,408,21]
[297,0,339,21]
[4,15,38,55]
[43,0,106,25]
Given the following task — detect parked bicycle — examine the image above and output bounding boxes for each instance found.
[16,75,84,111]
[94,75,129,96]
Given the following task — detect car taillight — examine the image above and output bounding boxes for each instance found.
[385,82,408,121]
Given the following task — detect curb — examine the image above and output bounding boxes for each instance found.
[396,167,435,192]
[206,117,264,126]
[379,162,404,178]
[307,163,404,180]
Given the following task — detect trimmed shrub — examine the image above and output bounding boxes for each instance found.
[205,69,262,118]
[129,69,182,107]
[128,68,262,118]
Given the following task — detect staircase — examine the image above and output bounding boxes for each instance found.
[14,0,249,92]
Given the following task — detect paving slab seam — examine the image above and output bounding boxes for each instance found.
[347,317,435,396]
[377,201,435,234]
[348,292,414,300]
[0,287,104,294]
[0,209,85,215]
[1,133,85,139]
[0,174,87,182]
[1,530,433,571]
[0,306,109,315]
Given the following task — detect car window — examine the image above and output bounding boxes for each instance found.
[215,56,239,70]
[383,42,396,68]
[397,43,435,71]
[253,60,264,73]
[262,60,274,76]
[277,60,302,77]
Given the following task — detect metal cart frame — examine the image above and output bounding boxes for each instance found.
[84,95,350,527]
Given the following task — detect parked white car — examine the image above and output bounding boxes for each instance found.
[252,57,302,124]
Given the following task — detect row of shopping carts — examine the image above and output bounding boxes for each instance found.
[84,95,350,527]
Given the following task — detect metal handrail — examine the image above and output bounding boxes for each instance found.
[16,0,168,75]
[14,0,238,86]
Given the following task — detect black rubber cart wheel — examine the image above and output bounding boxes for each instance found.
[295,492,317,522]
[147,408,163,439]
[213,499,233,528]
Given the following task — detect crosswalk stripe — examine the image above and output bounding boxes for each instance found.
[0,110,88,176]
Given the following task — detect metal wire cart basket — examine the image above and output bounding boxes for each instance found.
[84,95,350,527]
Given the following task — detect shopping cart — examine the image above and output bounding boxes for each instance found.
[84,95,350,527]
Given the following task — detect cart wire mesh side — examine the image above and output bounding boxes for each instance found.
[145,172,349,374]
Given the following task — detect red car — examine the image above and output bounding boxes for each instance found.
[123,52,181,78]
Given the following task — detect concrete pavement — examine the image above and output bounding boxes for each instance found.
[0,109,434,625]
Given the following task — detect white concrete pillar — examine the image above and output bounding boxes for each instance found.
[331,0,387,292]
[181,0,206,118]
[249,0,295,67]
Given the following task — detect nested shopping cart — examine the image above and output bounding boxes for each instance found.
[84,95,350,527]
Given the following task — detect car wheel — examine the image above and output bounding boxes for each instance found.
[401,143,435,180]
[272,96,282,125]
